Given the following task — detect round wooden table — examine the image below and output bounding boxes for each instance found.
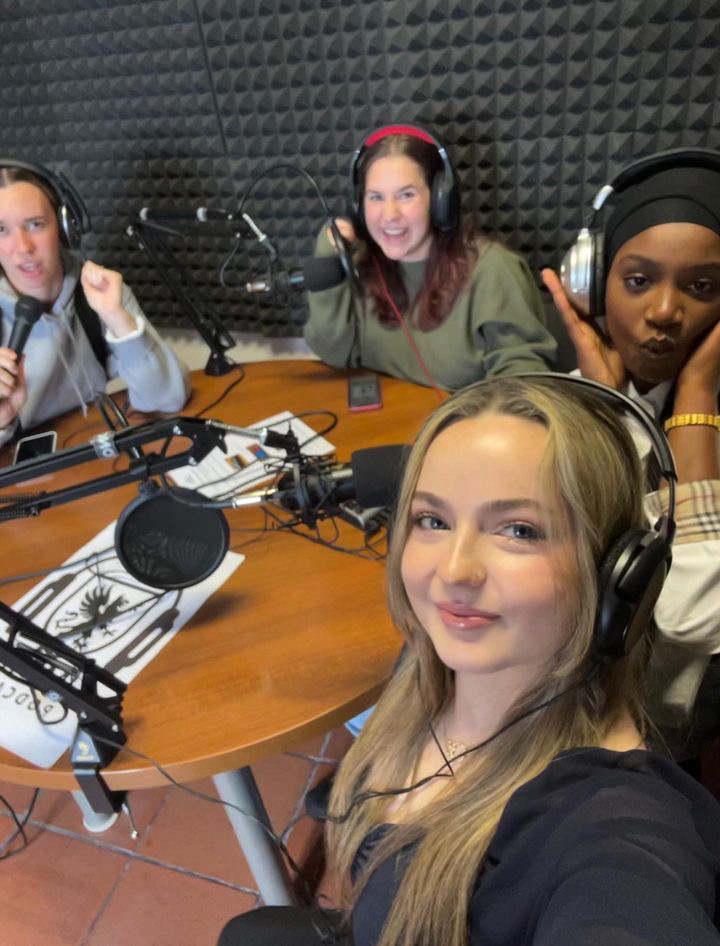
[0,360,438,902]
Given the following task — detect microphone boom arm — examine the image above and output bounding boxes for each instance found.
[127,219,236,376]
[0,601,125,732]
[0,412,304,816]
[0,417,228,519]
[0,415,303,520]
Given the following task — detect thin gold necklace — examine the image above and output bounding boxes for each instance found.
[442,717,467,760]
[445,736,467,760]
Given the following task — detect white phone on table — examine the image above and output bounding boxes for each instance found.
[13,430,57,464]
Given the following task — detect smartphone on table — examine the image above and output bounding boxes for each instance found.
[347,374,382,412]
[13,430,58,464]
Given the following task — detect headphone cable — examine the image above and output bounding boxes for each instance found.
[325,663,599,824]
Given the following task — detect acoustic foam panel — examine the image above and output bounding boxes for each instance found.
[0,0,718,337]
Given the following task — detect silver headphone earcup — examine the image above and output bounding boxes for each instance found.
[559,227,598,317]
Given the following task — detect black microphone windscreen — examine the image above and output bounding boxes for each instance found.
[301,255,345,292]
[15,296,46,322]
[350,444,410,509]
[115,486,229,590]
[8,296,46,355]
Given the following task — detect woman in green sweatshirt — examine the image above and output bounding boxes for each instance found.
[304,124,556,391]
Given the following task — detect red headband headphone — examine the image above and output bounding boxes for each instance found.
[349,123,460,232]
[362,125,437,148]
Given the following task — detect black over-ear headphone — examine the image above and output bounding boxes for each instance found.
[0,158,91,251]
[349,123,460,234]
[559,147,720,319]
[519,373,676,662]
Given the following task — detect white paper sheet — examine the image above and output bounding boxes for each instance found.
[169,410,335,498]
[0,522,244,768]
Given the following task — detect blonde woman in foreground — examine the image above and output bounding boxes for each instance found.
[219,375,720,946]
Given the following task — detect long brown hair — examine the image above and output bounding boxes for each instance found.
[327,376,650,946]
[355,134,479,330]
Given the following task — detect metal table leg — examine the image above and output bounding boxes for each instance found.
[213,766,297,906]
[71,789,119,832]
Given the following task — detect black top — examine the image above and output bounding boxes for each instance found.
[352,749,720,945]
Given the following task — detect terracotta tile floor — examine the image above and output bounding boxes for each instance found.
[0,727,352,946]
[5,730,720,946]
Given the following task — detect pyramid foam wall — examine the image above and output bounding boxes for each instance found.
[0,0,718,336]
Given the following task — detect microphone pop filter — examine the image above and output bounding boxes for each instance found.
[115,486,229,590]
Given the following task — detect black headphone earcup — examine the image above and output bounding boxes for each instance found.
[594,528,671,661]
[59,203,82,251]
[430,166,460,231]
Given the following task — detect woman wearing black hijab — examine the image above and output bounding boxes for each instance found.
[542,156,720,742]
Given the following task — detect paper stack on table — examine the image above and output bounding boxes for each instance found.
[169,410,335,499]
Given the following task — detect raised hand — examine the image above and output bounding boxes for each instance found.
[326,217,358,251]
[541,268,626,389]
[675,316,720,403]
[81,261,136,338]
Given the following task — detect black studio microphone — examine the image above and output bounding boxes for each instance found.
[245,256,345,295]
[138,207,204,224]
[196,207,234,222]
[113,446,408,589]
[8,296,46,356]
[232,444,410,514]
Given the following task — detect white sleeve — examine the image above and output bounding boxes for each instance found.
[644,480,720,718]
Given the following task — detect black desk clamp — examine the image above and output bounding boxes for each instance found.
[0,601,128,820]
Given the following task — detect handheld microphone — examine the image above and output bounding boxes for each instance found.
[246,256,346,295]
[8,296,46,355]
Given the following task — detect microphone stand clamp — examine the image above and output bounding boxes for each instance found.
[0,601,128,818]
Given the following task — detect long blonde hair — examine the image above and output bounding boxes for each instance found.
[327,376,649,946]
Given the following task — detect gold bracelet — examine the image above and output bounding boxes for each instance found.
[664,413,720,432]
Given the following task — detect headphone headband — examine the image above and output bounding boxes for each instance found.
[362,124,441,150]
[561,146,720,319]
[349,122,460,233]
[520,372,677,493]
[591,147,720,218]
